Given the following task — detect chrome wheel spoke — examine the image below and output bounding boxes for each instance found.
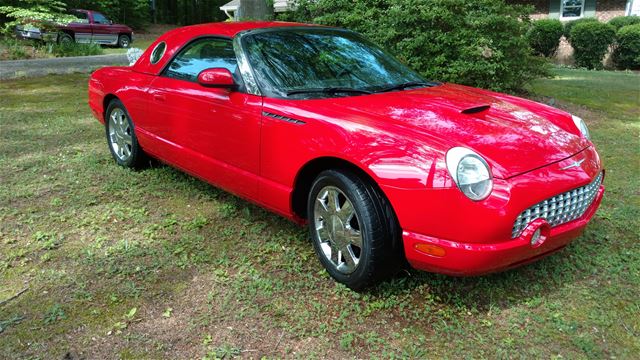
[330,242,340,264]
[346,228,362,248]
[314,198,331,221]
[326,189,339,213]
[122,132,132,145]
[337,199,354,223]
[316,223,331,242]
[342,246,358,269]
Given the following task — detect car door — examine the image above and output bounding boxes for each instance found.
[68,10,92,43]
[90,11,117,45]
[145,37,263,199]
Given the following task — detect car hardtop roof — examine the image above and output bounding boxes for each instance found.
[161,21,319,39]
[132,21,331,75]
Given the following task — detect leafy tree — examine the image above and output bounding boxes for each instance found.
[237,0,273,20]
[281,0,549,93]
[0,0,77,34]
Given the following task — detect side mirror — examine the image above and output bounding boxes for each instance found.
[197,68,236,88]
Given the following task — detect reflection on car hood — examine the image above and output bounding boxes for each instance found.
[292,83,590,179]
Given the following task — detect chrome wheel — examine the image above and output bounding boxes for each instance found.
[108,108,133,161]
[313,186,363,274]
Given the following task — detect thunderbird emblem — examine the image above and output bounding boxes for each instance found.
[560,158,585,170]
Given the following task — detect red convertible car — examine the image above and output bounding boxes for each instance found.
[88,22,604,289]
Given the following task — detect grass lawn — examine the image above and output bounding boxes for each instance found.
[0,68,638,358]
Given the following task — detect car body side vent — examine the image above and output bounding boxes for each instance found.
[262,111,306,125]
[461,105,491,114]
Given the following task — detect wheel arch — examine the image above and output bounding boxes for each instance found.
[292,156,406,266]
[291,156,393,220]
[103,94,119,120]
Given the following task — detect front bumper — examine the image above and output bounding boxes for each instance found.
[382,145,605,276]
[403,184,603,275]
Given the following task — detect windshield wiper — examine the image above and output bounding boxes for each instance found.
[286,87,372,96]
[376,81,440,93]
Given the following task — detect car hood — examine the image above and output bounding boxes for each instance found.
[284,83,589,179]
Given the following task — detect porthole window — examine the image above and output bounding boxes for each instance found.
[150,41,166,64]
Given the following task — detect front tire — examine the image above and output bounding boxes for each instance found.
[118,34,131,48]
[105,99,147,168]
[308,170,401,290]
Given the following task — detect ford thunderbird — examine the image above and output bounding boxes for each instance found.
[88,22,605,290]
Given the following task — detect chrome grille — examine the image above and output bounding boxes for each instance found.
[512,172,603,238]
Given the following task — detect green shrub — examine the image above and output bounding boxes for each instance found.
[569,21,616,69]
[613,24,640,69]
[608,16,640,30]
[50,42,103,57]
[563,17,599,40]
[527,19,564,57]
[281,0,549,93]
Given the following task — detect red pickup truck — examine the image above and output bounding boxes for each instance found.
[15,9,134,48]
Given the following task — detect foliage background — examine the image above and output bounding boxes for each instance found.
[0,0,230,31]
[612,23,640,69]
[280,0,549,93]
[0,0,77,33]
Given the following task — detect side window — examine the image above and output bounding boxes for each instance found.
[164,38,237,82]
[71,11,89,24]
[92,12,110,24]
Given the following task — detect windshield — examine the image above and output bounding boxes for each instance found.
[242,28,431,98]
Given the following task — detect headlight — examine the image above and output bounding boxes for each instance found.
[446,147,493,201]
[572,115,590,140]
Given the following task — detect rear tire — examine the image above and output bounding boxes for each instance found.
[118,34,131,48]
[105,99,147,169]
[58,32,73,45]
[308,169,402,290]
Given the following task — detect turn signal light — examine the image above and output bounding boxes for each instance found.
[414,243,446,257]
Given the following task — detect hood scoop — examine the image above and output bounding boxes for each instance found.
[461,104,491,115]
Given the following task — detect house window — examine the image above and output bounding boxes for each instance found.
[561,0,585,19]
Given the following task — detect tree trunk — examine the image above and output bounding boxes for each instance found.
[237,0,273,21]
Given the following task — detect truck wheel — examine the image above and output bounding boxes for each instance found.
[58,33,73,45]
[118,35,131,48]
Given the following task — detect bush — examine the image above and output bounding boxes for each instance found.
[569,21,616,69]
[527,19,564,57]
[563,17,599,40]
[608,16,640,30]
[613,24,640,69]
[50,42,103,57]
[281,0,549,93]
